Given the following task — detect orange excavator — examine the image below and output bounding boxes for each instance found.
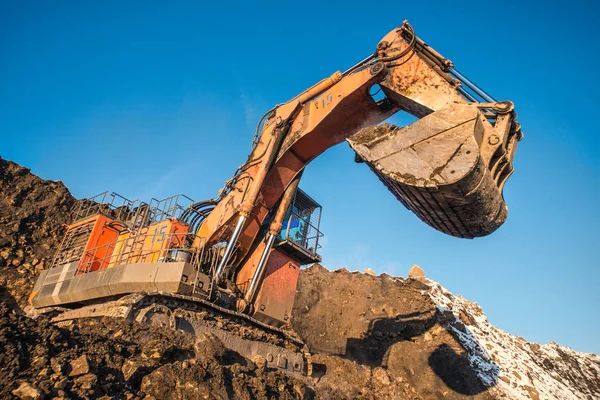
[28,21,522,375]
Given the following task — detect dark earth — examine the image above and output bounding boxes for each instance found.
[0,156,503,399]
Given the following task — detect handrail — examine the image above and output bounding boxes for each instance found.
[71,192,196,227]
[76,232,206,274]
[279,210,323,256]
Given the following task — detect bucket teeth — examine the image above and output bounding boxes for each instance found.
[348,103,520,239]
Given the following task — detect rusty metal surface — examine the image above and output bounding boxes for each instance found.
[376,23,464,117]
[251,249,301,327]
[195,20,522,293]
[348,103,521,238]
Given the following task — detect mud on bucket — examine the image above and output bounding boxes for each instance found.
[348,103,521,239]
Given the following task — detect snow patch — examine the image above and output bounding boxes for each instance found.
[424,279,600,400]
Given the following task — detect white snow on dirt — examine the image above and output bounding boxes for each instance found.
[424,279,600,400]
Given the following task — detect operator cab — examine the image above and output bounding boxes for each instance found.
[274,188,323,265]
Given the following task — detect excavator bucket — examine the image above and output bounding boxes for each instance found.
[348,103,522,238]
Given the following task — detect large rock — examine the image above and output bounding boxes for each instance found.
[194,333,226,363]
[68,355,92,377]
[408,264,425,278]
[11,382,41,400]
[121,358,154,384]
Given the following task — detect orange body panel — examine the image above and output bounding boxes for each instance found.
[73,216,190,273]
[110,219,190,266]
[106,231,130,268]
[76,215,122,274]
[252,249,300,325]
[137,219,189,263]
[234,239,267,293]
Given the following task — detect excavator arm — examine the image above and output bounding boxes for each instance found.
[29,22,522,361]
[194,22,522,314]
[28,21,522,375]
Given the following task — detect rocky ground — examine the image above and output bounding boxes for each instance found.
[0,296,317,399]
[295,265,600,400]
[293,265,497,399]
[427,276,600,399]
[0,157,76,307]
[1,156,598,399]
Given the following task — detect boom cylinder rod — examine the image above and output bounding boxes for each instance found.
[450,68,496,103]
[296,71,343,104]
[222,107,302,287]
[244,233,277,304]
[411,34,452,71]
[213,214,247,284]
[457,86,478,102]
[244,172,302,305]
[342,53,377,76]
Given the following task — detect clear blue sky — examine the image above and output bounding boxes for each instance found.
[1,1,599,354]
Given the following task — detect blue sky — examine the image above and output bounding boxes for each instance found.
[1,1,599,354]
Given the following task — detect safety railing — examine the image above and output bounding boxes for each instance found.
[148,194,195,225]
[72,192,198,230]
[72,192,148,225]
[76,231,206,275]
[50,221,95,269]
[278,210,323,256]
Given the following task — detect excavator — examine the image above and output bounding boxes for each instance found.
[28,21,522,375]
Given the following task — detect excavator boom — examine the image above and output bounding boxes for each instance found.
[200,21,521,297]
[28,21,521,376]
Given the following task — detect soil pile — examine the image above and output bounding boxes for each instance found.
[0,293,420,400]
[293,265,497,399]
[1,158,598,399]
[428,279,600,399]
[293,265,600,400]
[0,157,76,306]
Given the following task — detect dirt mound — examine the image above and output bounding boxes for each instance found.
[293,265,497,399]
[0,157,76,307]
[428,279,600,399]
[293,265,600,399]
[1,158,598,399]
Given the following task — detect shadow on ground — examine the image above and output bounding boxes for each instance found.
[345,309,497,396]
[0,286,23,314]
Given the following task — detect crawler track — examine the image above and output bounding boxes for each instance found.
[46,291,312,376]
